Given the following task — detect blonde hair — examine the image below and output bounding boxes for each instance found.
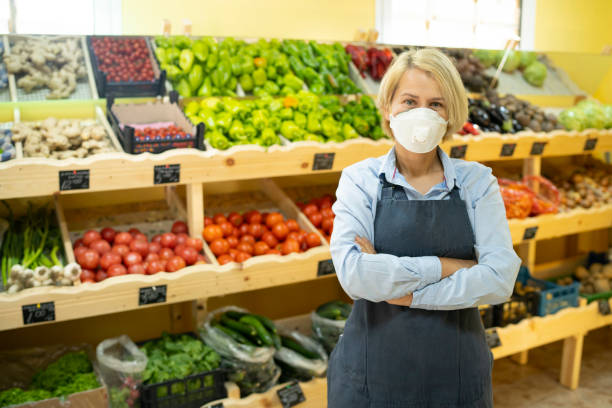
[377,48,468,141]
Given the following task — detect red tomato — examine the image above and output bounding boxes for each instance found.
[287,231,300,242]
[237,242,254,255]
[302,204,318,217]
[74,246,88,259]
[308,212,322,227]
[238,224,249,237]
[83,230,102,246]
[204,217,214,227]
[227,235,239,248]
[148,242,161,254]
[227,212,243,227]
[245,210,262,225]
[300,241,309,252]
[171,221,189,235]
[128,228,142,236]
[124,252,143,267]
[185,237,203,251]
[73,238,86,249]
[128,264,146,274]
[219,221,235,237]
[320,196,334,209]
[286,219,300,232]
[180,246,198,265]
[145,253,160,263]
[203,225,223,243]
[261,232,278,248]
[297,230,308,245]
[147,260,164,275]
[160,233,178,248]
[254,241,270,256]
[107,264,127,278]
[77,249,99,270]
[265,212,284,228]
[114,232,133,246]
[232,228,241,238]
[266,249,282,255]
[166,256,186,272]
[248,223,264,238]
[130,239,149,257]
[240,235,255,245]
[100,227,116,243]
[213,213,228,225]
[176,233,189,246]
[272,223,289,240]
[321,207,335,219]
[152,234,163,244]
[217,254,234,265]
[281,238,300,255]
[133,232,148,242]
[210,238,230,256]
[228,248,240,260]
[111,244,130,258]
[306,233,322,248]
[81,269,95,282]
[235,251,252,263]
[100,252,122,270]
[159,248,174,260]
[321,218,334,234]
[95,269,108,282]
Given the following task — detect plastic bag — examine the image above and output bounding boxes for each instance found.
[274,330,328,383]
[311,311,347,353]
[96,335,148,408]
[523,175,560,215]
[199,306,280,397]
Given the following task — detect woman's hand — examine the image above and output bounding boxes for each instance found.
[355,236,376,254]
[387,293,413,306]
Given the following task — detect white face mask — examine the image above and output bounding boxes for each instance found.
[389,108,448,154]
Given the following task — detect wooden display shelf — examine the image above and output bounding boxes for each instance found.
[509,205,612,244]
[0,129,610,200]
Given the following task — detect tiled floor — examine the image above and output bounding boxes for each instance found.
[493,327,612,407]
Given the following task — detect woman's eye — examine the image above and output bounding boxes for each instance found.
[403,99,415,105]
[430,102,443,108]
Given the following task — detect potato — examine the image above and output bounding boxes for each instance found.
[594,279,611,293]
[590,263,603,275]
[575,266,590,280]
[602,265,612,279]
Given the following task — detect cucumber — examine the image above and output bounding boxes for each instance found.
[317,308,343,320]
[240,315,274,347]
[225,310,246,320]
[213,323,254,346]
[221,315,257,337]
[281,336,320,359]
[272,332,282,350]
[247,313,277,334]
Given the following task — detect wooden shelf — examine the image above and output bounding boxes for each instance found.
[0,130,610,200]
[509,205,612,244]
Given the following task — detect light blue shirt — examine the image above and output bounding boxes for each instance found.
[330,146,521,310]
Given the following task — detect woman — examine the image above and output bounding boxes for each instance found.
[327,48,521,407]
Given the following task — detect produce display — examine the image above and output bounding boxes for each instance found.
[559,99,612,131]
[90,37,156,83]
[498,176,560,219]
[10,118,115,159]
[0,351,99,407]
[0,42,8,90]
[131,123,193,146]
[154,36,360,98]
[443,48,497,92]
[0,129,15,162]
[211,309,281,349]
[202,209,322,265]
[73,221,206,282]
[1,204,79,293]
[562,262,612,296]
[469,90,561,134]
[4,37,88,99]
[311,300,351,353]
[296,194,336,243]
[473,49,548,87]
[275,331,327,382]
[345,44,394,81]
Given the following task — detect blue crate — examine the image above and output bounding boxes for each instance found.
[517,266,580,317]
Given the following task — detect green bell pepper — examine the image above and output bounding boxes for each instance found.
[266,65,277,81]
[300,67,320,86]
[231,56,243,76]
[174,35,192,49]
[179,49,194,72]
[200,96,221,111]
[343,123,360,140]
[307,111,322,133]
[281,40,300,57]
[294,112,307,129]
[251,109,269,131]
[273,54,290,75]
[253,88,270,97]
[229,120,247,141]
[299,46,318,69]
[322,116,341,139]
[280,86,295,96]
[188,64,204,92]
[297,91,319,113]
[288,56,305,77]
[218,48,230,61]
[244,124,257,141]
[154,47,168,65]
[259,128,279,147]
[239,74,254,92]
[309,82,325,95]
[212,60,231,88]
[241,56,255,74]
[279,108,293,120]
[304,132,324,142]
[268,99,283,113]
[154,35,171,48]
[164,64,182,80]
[352,116,370,135]
[166,47,181,63]
[340,112,353,125]
[371,126,386,140]
[206,52,218,72]
[215,112,233,132]
[253,68,267,87]
[208,130,230,150]
[193,41,208,62]
[184,101,200,116]
[283,73,303,92]
[280,120,300,140]
[198,108,216,130]
[360,95,377,111]
[364,113,378,128]
[176,78,192,97]
[263,80,280,95]
[268,115,282,131]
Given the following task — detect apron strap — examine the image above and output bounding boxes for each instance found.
[379,174,408,200]
[450,185,462,202]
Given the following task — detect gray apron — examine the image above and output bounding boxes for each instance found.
[328,175,493,408]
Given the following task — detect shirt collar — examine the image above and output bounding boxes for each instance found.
[378,146,459,191]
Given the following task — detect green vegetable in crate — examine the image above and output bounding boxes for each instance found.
[316,300,352,320]
[253,68,267,87]
[184,100,200,117]
[197,76,213,96]
[244,124,257,141]
[206,51,219,72]
[501,50,521,73]
[229,120,248,141]
[322,116,341,139]
[280,120,303,140]
[208,130,230,150]
[522,61,547,87]
[281,336,320,360]
[251,109,269,130]
[164,64,181,81]
[215,111,233,132]
[260,128,280,146]
[279,107,293,120]
[604,105,612,129]
[193,40,209,62]
[473,49,497,68]
[188,64,204,91]
[268,115,282,131]
[294,111,307,129]
[352,116,370,135]
[239,74,254,92]
[179,49,194,72]
[578,100,607,129]
[343,123,360,140]
[175,78,192,97]
[0,388,53,406]
[263,80,280,95]
[519,51,537,69]
[307,111,322,133]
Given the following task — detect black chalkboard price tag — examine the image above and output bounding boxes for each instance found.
[485,328,502,349]
[523,226,538,240]
[154,164,180,184]
[59,170,90,191]
[317,259,335,277]
[598,299,611,316]
[139,285,167,306]
[500,143,517,157]
[277,381,305,408]
[312,153,335,171]
[22,302,55,325]
[530,142,547,155]
[584,138,598,151]
[209,403,223,408]
[450,144,467,159]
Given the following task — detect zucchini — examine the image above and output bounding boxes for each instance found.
[272,332,282,350]
[221,315,257,337]
[213,323,254,346]
[240,315,274,347]
[281,336,319,359]
[247,313,277,334]
[225,310,246,320]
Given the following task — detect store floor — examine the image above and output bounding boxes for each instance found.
[492,326,612,407]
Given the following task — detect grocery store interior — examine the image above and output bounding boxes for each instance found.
[0,0,611,407]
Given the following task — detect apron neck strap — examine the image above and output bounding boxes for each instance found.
[379,174,408,200]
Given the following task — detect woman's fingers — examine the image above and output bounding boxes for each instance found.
[355,236,376,254]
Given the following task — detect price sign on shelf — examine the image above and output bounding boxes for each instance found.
[277,381,306,408]
[22,302,55,325]
[312,153,335,171]
[485,328,502,349]
[139,285,167,306]
[530,142,547,155]
[154,164,180,184]
[523,226,538,240]
[584,138,598,151]
[59,170,90,191]
[500,143,516,157]
[450,144,467,159]
[317,259,335,277]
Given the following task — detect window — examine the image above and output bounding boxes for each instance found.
[377,0,523,50]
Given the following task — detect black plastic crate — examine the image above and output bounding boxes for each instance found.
[87,35,166,98]
[493,295,534,327]
[479,305,495,329]
[107,92,205,154]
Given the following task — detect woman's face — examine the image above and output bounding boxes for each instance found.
[387,68,448,122]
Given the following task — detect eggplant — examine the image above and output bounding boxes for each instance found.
[469,107,491,128]
[512,119,524,132]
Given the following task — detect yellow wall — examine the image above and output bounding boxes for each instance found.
[122,0,375,41]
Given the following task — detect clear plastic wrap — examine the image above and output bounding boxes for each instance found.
[274,330,328,382]
[96,335,148,408]
[199,306,280,397]
[311,311,347,353]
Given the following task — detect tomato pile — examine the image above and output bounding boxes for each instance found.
[134,125,191,141]
[74,221,206,283]
[202,210,322,265]
[91,37,155,83]
[297,194,336,243]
